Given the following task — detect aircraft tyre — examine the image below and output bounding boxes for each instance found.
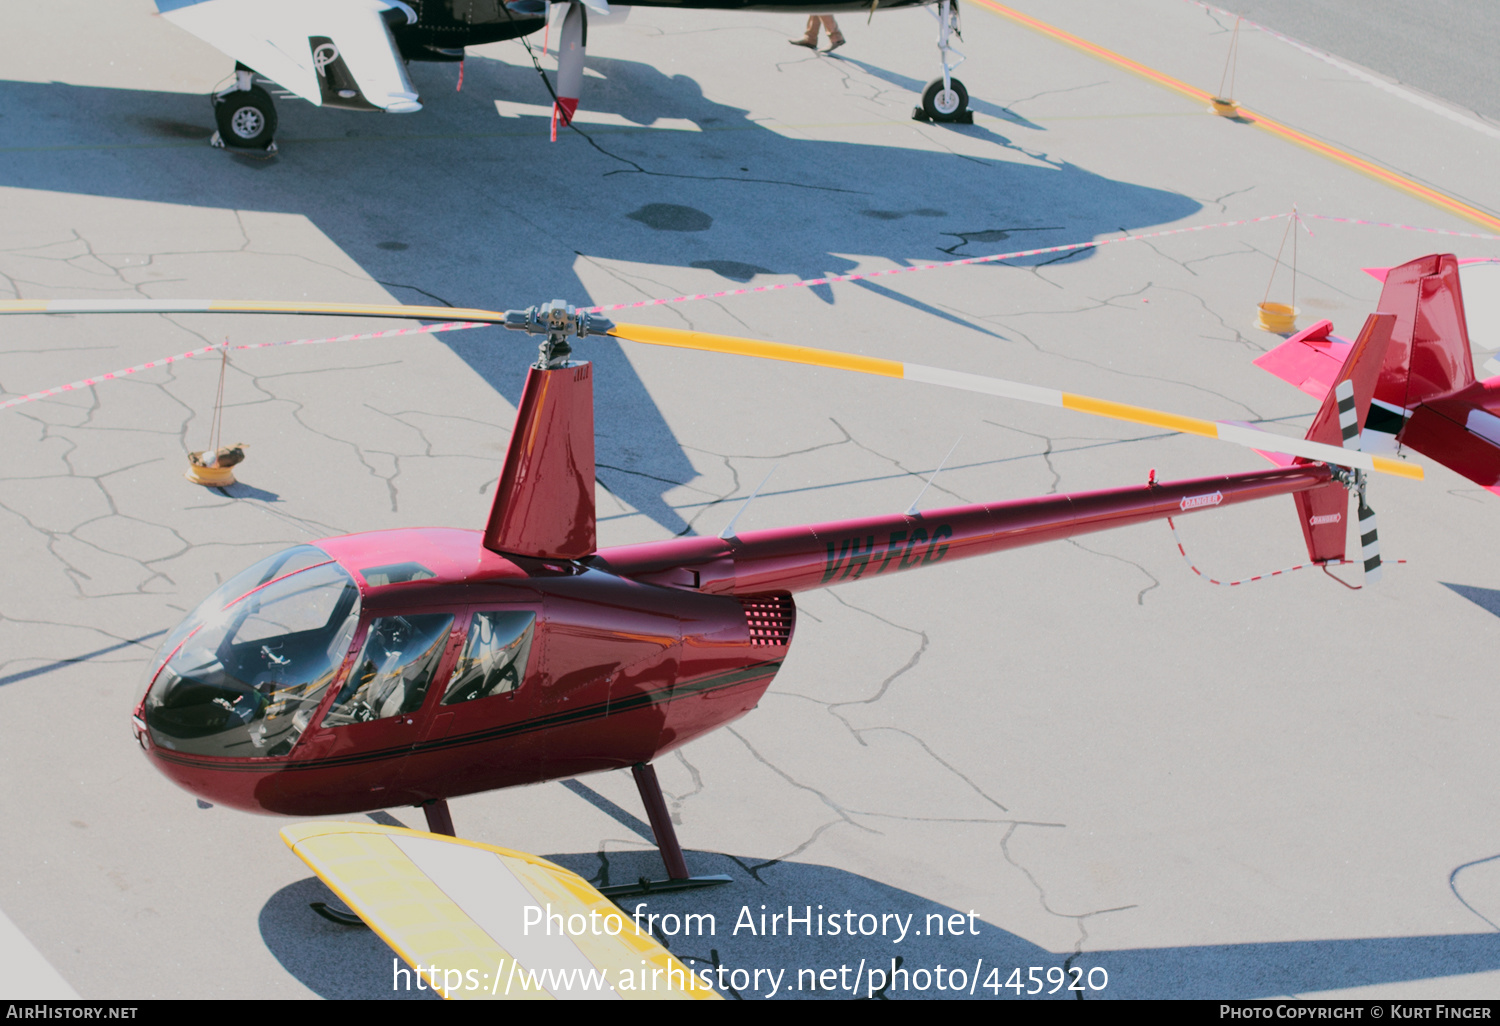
[214,86,278,149]
[919,77,970,123]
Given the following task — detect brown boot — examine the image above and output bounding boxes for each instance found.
[791,15,819,47]
[823,31,846,52]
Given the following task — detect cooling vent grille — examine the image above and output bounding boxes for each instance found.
[741,593,795,647]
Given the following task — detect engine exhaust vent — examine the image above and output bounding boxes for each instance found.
[740,593,795,647]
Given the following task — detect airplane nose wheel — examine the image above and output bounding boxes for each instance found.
[920,77,970,122]
[911,0,973,124]
[212,83,278,152]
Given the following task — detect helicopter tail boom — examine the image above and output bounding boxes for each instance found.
[598,463,1335,596]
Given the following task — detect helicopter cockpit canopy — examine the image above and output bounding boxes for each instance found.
[142,545,361,759]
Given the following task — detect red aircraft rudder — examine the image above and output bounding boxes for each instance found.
[1292,312,1395,564]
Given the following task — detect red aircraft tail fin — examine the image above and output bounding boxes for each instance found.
[1372,253,1475,409]
[483,362,596,560]
[1293,312,1396,563]
[552,2,586,137]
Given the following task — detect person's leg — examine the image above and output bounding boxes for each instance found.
[821,16,845,51]
[790,14,819,47]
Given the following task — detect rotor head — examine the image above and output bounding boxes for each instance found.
[504,301,614,369]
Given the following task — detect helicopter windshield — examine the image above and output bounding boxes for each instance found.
[144,547,361,758]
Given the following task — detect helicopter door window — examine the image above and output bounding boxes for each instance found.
[442,611,536,705]
[322,614,453,727]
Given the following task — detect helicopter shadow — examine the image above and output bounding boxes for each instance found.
[257,853,1500,999]
[258,877,442,1000]
[1443,582,1500,619]
[0,54,1197,535]
[0,630,165,688]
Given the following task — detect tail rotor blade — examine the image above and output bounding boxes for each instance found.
[1358,496,1382,585]
[1343,379,1383,584]
[1335,379,1360,450]
[0,296,1431,492]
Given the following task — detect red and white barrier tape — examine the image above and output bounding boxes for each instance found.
[0,212,1295,411]
[1166,515,1403,588]
[582,209,1500,315]
[582,212,1298,314]
[0,321,487,411]
[1303,213,1500,242]
[8,205,1500,412]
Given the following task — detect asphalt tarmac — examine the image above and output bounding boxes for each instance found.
[1213,0,1500,124]
[3,0,1500,1001]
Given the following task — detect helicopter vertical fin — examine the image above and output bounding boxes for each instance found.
[1292,312,1395,564]
[483,363,596,560]
[1372,253,1476,410]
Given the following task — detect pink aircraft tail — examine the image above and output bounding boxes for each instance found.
[1256,253,1476,414]
[1256,253,1500,497]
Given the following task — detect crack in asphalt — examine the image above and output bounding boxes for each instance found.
[999,822,1139,979]
[1065,537,1161,606]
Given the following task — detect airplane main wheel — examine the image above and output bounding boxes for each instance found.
[214,85,277,149]
[920,77,970,122]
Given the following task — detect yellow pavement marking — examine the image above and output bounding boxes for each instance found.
[970,0,1500,233]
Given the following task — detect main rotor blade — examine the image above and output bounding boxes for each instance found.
[0,298,513,324]
[0,297,1425,482]
[607,322,1424,481]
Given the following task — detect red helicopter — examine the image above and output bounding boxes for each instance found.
[1255,253,1500,495]
[2,270,1435,901]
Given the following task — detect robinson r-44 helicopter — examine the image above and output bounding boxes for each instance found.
[4,258,1464,994]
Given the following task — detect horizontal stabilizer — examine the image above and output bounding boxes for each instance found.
[282,822,718,1000]
[1253,320,1350,401]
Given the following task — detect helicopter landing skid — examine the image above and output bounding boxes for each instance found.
[306,763,729,919]
[595,762,734,900]
[599,873,733,899]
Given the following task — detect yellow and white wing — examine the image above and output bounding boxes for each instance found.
[281,822,720,1001]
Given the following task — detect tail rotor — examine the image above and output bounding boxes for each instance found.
[1356,483,1382,585]
[1336,377,1383,585]
[1295,317,1399,584]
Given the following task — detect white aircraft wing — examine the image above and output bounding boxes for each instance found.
[156,0,422,111]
